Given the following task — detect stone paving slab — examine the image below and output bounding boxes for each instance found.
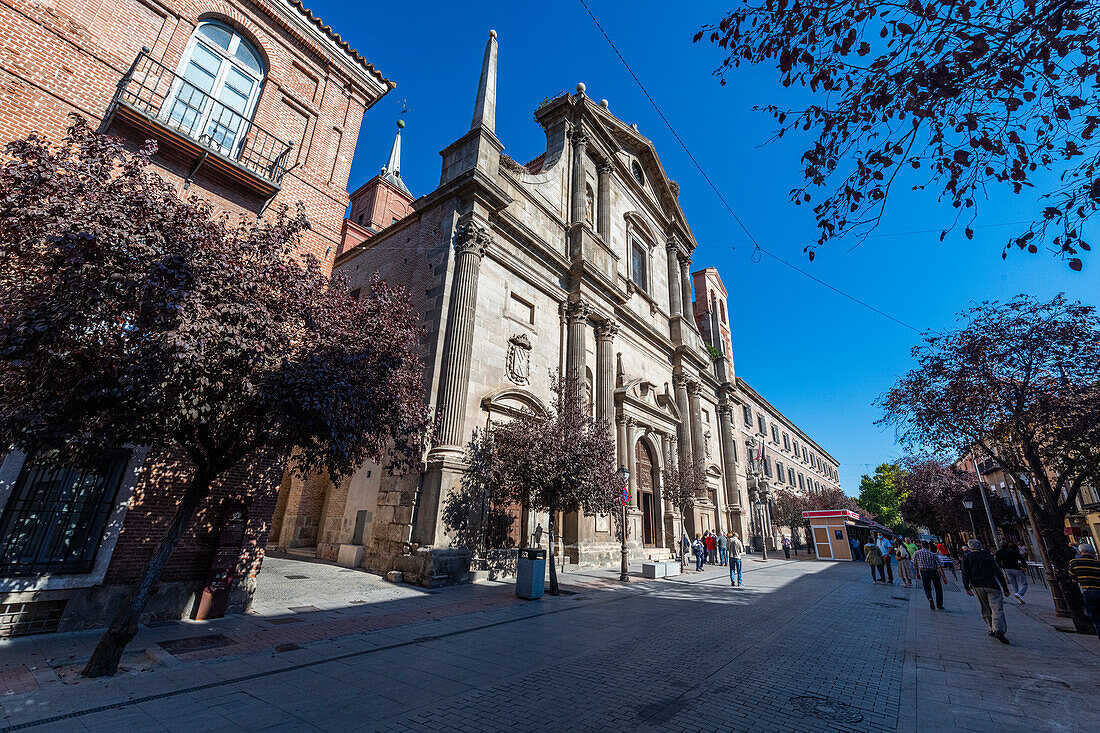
[1,555,1097,731]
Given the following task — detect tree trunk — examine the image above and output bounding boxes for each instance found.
[1040,521,1092,634]
[82,470,213,677]
[547,507,559,596]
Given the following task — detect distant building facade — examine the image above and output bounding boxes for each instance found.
[271,32,843,585]
[0,0,390,636]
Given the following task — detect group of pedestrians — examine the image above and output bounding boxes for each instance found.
[863,533,915,585]
[685,530,746,586]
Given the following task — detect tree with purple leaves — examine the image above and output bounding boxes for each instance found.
[0,119,430,676]
[696,1,1099,268]
[879,294,1100,633]
[459,374,620,595]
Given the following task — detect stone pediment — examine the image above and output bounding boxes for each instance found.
[480,387,548,421]
[615,378,680,428]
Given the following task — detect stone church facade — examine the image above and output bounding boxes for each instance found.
[273,31,842,585]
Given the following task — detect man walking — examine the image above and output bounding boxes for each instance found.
[717,531,729,566]
[782,535,792,559]
[850,536,862,561]
[877,534,895,584]
[961,539,1011,644]
[729,532,744,587]
[1069,543,1100,641]
[913,541,944,610]
[995,541,1028,604]
[864,538,885,583]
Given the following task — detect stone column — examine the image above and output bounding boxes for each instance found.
[672,373,693,461]
[717,401,743,512]
[654,431,668,547]
[565,299,592,393]
[616,413,628,472]
[679,255,694,321]
[625,417,639,509]
[597,161,612,240]
[435,220,490,448]
[666,237,682,319]
[570,132,589,225]
[687,381,706,492]
[595,318,618,430]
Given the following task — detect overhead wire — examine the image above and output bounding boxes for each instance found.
[576,0,923,334]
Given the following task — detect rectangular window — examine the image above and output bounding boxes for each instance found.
[793,440,800,457]
[742,405,752,426]
[0,453,128,576]
[788,468,796,485]
[757,415,766,434]
[631,241,647,291]
[703,408,710,424]
[798,474,805,491]
[764,457,772,478]
[803,447,809,462]
[776,461,784,482]
[783,433,790,451]
[771,425,779,443]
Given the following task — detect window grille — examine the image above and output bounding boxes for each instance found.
[0,453,127,576]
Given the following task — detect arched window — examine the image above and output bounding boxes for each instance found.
[167,21,265,157]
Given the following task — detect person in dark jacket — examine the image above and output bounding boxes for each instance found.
[961,539,1011,644]
[995,541,1028,604]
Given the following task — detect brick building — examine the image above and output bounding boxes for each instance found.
[0,0,391,636]
[271,32,844,586]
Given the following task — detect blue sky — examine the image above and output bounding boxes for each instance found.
[314,0,1099,497]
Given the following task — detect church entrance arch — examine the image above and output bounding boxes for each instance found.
[635,439,658,547]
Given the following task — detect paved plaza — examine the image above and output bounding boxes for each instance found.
[1,555,1097,732]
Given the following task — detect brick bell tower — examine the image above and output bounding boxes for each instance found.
[340,120,416,255]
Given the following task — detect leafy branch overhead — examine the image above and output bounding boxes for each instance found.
[696,0,1099,269]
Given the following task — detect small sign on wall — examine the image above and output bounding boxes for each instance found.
[596,514,610,533]
[835,529,843,540]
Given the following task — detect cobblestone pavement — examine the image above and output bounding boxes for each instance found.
[1,557,1097,732]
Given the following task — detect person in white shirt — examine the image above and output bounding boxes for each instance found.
[877,534,895,584]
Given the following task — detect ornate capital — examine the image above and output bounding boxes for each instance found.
[571,132,589,149]
[716,402,733,419]
[564,299,594,324]
[678,254,692,268]
[686,379,702,397]
[597,160,614,175]
[595,318,619,342]
[454,221,491,257]
[666,234,681,253]
[672,372,688,389]
[624,416,637,428]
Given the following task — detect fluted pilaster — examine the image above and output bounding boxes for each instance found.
[570,132,589,225]
[597,161,612,239]
[565,299,593,401]
[595,318,618,429]
[687,380,707,499]
[435,221,490,448]
[717,401,743,512]
[679,255,693,321]
[666,237,682,319]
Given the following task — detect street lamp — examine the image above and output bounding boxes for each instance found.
[616,464,631,582]
[754,498,768,561]
[962,497,978,538]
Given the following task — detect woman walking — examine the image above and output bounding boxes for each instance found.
[896,542,914,588]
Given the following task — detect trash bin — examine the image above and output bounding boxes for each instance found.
[516,548,546,599]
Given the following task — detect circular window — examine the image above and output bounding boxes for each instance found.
[631,160,645,186]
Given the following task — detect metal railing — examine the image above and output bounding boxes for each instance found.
[113,50,293,186]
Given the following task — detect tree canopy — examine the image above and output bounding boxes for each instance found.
[856,463,905,527]
[696,1,1100,268]
[0,119,430,674]
[879,293,1100,632]
[459,375,619,593]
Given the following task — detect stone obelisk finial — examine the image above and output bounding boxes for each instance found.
[470,30,498,134]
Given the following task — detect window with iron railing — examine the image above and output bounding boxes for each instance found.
[0,453,128,576]
[111,31,293,189]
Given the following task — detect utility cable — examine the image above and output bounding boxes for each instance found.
[577,0,922,334]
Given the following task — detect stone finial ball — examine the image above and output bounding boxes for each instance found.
[489,29,497,38]
[576,82,586,93]
[600,99,609,108]
[396,119,406,129]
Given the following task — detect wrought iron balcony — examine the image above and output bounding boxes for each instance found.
[105,50,293,197]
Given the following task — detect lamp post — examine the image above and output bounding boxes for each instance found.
[962,497,978,539]
[616,464,630,582]
[969,457,1000,545]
